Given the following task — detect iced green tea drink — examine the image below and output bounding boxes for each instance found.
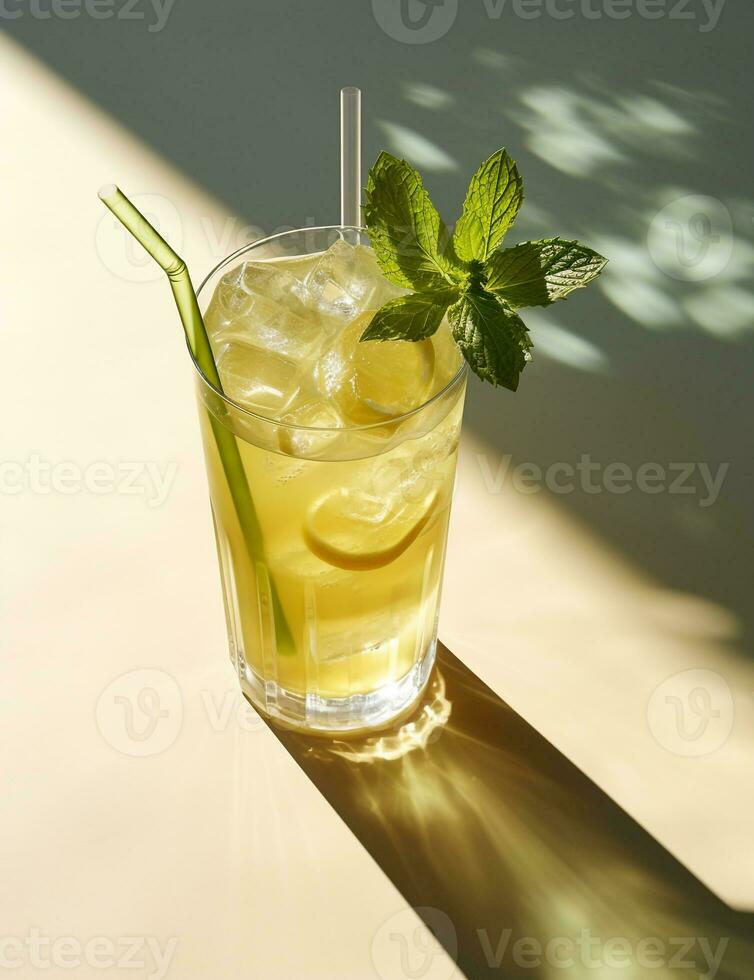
[99,114,606,734]
[194,228,466,731]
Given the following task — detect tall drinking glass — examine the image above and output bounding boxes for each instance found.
[193,226,467,732]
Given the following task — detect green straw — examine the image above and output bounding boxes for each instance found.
[98,185,295,655]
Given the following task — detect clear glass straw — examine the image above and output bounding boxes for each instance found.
[340,87,362,228]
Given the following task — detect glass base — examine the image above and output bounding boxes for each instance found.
[240,641,436,734]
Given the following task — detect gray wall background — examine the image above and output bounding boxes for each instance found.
[5,0,753,656]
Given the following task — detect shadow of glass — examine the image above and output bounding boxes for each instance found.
[265,643,753,978]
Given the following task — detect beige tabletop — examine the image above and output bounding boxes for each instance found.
[2,36,753,979]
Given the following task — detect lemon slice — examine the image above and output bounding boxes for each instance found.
[304,487,438,571]
[323,315,436,426]
[353,329,435,418]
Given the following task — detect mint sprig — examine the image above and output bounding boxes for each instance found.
[361,149,607,392]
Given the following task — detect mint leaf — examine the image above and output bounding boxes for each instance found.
[453,149,524,263]
[364,152,461,292]
[361,144,606,394]
[360,291,457,343]
[485,238,607,308]
[448,288,532,391]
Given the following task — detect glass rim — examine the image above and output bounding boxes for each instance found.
[190,224,467,434]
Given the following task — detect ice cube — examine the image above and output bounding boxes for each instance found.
[238,260,309,310]
[305,240,403,320]
[350,244,406,309]
[278,396,345,459]
[362,408,460,507]
[217,342,300,416]
[306,608,403,664]
[236,302,325,362]
[205,261,328,363]
[204,265,255,322]
[313,338,351,399]
[209,260,308,319]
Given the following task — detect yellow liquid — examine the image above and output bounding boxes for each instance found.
[196,242,465,720]
[199,394,463,700]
